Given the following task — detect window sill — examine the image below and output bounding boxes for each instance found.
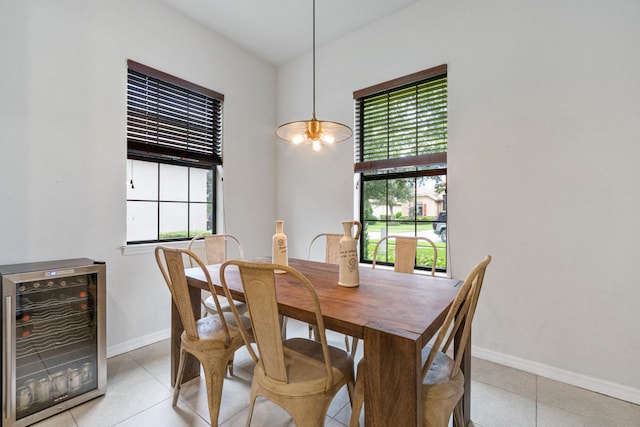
[121,240,199,256]
[365,263,450,278]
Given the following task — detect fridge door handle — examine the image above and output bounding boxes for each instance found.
[3,296,12,419]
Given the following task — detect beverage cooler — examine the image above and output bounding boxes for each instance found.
[1,258,106,427]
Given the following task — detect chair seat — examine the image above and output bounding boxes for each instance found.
[353,351,463,427]
[421,355,464,427]
[182,313,248,350]
[203,294,246,314]
[183,312,251,348]
[423,367,464,402]
[421,345,456,386]
[255,337,353,396]
[421,347,464,402]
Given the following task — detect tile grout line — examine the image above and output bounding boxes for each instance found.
[69,410,80,427]
[131,350,175,393]
[110,397,176,427]
[109,352,178,426]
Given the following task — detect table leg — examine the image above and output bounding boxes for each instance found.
[170,285,201,386]
[363,324,422,427]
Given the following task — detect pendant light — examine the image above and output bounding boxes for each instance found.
[275,0,352,151]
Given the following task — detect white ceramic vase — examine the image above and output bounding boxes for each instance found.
[272,220,288,273]
[338,220,362,287]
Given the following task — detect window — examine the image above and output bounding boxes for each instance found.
[354,65,447,272]
[126,60,223,244]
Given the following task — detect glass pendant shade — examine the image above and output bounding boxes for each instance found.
[275,0,352,151]
[276,114,352,151]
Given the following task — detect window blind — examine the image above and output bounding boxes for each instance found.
[127,60,223,167]
[354,65,447,173]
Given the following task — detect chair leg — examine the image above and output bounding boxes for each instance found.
[201,352,233,427]
[173,347,187,406]
[280,316,288,340]
[346,380,355,408]
[344,335,350,352]
[286,395,333,427]
[227,354,234,376]
[350,337,359,358]
[308,324,320,341]
[453,400,464,427]
[349,369,364,427]
[308,324,319,341]
[424,400,461,427]
[245,394,258,427]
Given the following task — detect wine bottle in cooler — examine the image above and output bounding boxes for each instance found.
[16,309,33,323]
[17,323,34,338]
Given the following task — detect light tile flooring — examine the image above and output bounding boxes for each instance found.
[32,319,640,427]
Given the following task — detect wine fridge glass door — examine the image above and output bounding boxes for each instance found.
[2,260,106,427]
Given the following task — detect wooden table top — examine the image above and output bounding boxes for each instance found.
[185,257,461,347]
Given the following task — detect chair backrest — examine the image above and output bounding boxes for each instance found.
[372,236,438,276]
[307,233,343,264]
[220,260,335,389]
[421,255,491,380]
[187,234,244,267]
[155,246,233,344]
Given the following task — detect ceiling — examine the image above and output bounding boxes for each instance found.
[161,0,421,65]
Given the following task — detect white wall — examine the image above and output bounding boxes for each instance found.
[276,0,640,402]
[0,0,277,354]
[2,0,639,405]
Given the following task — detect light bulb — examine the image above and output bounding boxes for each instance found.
[312,139,321,151]
[292,134,305,145]
[320,133,335,144]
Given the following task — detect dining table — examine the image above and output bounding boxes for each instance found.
[176,257,471,427]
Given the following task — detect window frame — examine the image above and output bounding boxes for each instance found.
[354,64,448,273]
[126,160,216,244]
[126,60,222,244]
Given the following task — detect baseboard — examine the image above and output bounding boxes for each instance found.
[107,328,171,358]
[472,345,640,406]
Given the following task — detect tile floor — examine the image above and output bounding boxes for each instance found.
[31,319,640,427]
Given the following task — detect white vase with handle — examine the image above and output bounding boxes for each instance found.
[272,220,288,273]
[338,220,362,287]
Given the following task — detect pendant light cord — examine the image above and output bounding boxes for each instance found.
[275,0,351,146]
[312,0,316,119]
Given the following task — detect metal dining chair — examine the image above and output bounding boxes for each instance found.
[220,260,356,427]
[349,255,491,427]
[304,233,342,339]
[155,246,252,427]
[349,235,440,357]
[372,235,438,275]
[187,233,248,375]
[187,234,246,318]
[306,232,361,355]
[307,233,342,265]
